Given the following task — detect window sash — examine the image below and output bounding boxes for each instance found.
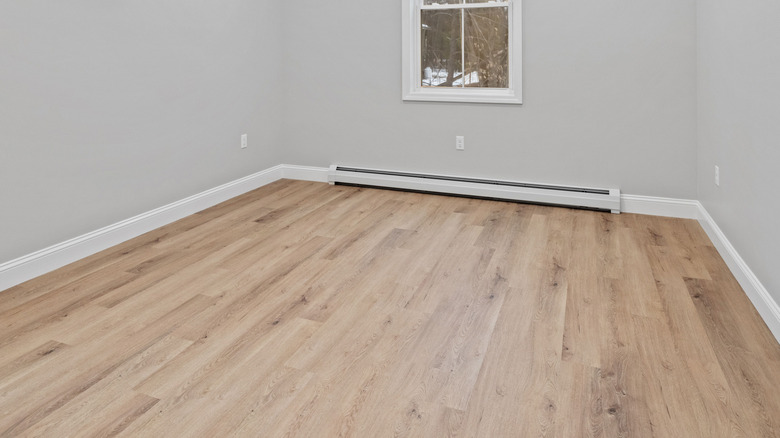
[419,1,513,90]
[403,0,522,104]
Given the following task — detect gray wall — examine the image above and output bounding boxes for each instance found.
[1,0,702,266]
[697,1,780,302]
[279,0,698,199]
[0,0,283,262]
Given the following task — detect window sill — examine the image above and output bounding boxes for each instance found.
[402,88,522,105]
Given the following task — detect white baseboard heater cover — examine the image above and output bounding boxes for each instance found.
[328,165,621,213]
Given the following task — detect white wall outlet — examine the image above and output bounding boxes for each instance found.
[455,136,465,151]
[241,134,248,149]
[715,165,720,186]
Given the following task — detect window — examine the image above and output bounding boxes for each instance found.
[402,0,522,104]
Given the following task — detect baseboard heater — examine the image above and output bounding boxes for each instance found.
[328,165,621,213]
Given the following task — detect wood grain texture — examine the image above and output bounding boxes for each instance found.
[1,179,778,437]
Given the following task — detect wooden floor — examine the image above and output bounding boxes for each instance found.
[1,180,779,437]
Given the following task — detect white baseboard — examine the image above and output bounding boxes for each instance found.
[2,164,778,344]
[0,165,285,292]
[620,194,701,219]
[697,204,780,341]
[286,165,703,220]
[281,165,330,183]
[276,164,703,219]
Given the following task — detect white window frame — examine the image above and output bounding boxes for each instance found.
[402,0,522,105]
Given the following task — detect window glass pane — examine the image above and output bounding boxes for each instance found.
[463,7,509,88]
[421,9,463,88]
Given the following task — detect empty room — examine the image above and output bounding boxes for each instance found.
[1,0,779,436]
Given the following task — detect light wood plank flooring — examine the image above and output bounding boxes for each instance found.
[1,179,779,437]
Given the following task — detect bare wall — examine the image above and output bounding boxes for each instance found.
[0,0,283,262]
[1,0,701,266]
[697,0,780,302]
[278,0,698,199]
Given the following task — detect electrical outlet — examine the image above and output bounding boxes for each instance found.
[456,136,465,151]
[715,165,720,187]
[241,134,248,149]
